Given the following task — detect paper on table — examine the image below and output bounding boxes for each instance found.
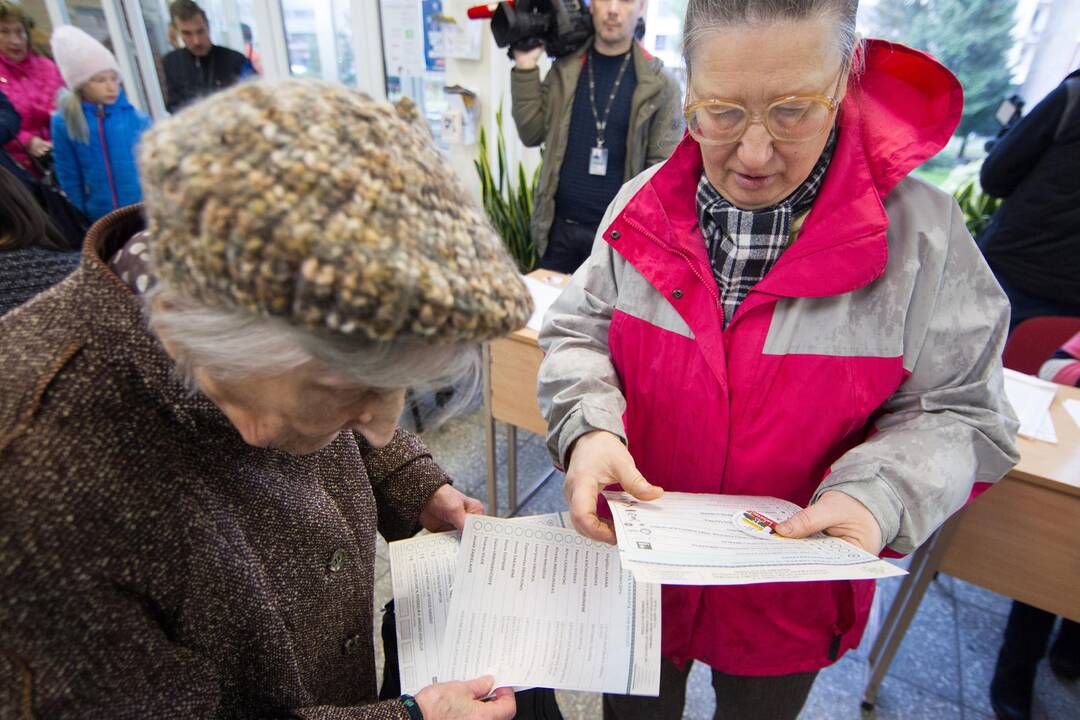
[603,491,906,586]
[1003,369,1058,442]
[389,512,570,695]
[523,275,566,332]
[1063,399,1080,430]
[439,515,661,695]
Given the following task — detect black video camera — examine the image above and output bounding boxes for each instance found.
[470,0,594,58]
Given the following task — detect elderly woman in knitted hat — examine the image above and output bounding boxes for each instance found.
[50,25,151,222]
[0,81,529,719]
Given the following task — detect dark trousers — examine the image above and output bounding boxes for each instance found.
[603,657,818,720]
[997,600,1080,671]
[538,216,598,275]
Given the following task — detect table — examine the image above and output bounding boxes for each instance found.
[863,384,1080,709]
[483,270,570,516]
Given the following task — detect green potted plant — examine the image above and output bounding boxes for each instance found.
[475,107,541,273]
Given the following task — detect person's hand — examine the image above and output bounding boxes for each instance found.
[774,490,884,553]
[27,136,51,157]
[564,430,663,544]
[512,46,544,70]
[419,484,484,533]
[414,675,516,720]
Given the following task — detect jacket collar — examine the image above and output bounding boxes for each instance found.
[81,89,133,115]
[619,39,962,301]
[0,50,37,78]
[556,38,667,101]
[80,205,236,435]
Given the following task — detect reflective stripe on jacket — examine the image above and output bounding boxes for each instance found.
[537,40,1020,675]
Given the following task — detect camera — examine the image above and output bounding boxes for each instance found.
[468,0,594,58]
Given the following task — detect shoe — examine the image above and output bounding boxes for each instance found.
[990,657,1035,720]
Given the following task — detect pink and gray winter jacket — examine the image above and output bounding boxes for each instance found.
[0,51,63,170]
[537,40,1020,676]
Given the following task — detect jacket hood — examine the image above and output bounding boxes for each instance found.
[852,39,963,198]
[618,39,964,303]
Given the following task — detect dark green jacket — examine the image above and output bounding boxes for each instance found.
[511,40,683,255]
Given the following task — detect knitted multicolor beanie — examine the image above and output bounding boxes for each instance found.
[138,79,532,343]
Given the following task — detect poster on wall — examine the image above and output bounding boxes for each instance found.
[380,0,427,77]
[422,0,446,73]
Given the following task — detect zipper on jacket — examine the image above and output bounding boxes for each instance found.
[623,216,722,311]
[97,105,119,210]
[828,628,843,661]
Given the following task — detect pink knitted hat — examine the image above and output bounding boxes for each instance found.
[50,25,120,91]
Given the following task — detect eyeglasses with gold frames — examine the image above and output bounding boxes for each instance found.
[684,69,846,144]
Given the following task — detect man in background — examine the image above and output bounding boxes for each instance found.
[162,0,251,112]
[978,68,1080,330]
[511,0,682,273]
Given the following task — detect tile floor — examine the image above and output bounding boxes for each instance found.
[372,399,1079,719]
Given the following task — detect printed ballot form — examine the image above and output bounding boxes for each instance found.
[1003,368,1058,442]
[603,491,906,586]
[435,516,661,695]
[389,513,570,695]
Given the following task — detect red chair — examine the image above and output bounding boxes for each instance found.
[1002,316,1080,375]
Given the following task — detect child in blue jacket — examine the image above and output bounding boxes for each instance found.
[50,25,151,223]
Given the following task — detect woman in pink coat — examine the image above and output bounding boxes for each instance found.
[0,2,64,172]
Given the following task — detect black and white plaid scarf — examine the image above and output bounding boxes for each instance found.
[696,130,837,327]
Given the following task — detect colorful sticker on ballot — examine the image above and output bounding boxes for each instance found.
[735,509,782,539]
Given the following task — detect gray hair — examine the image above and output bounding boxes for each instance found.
[682,0,862,72]
[145,282,480,415]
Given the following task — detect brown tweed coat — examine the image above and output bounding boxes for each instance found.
[0,207,450,719]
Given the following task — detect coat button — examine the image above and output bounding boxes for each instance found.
[672,289,684,299]
[343,633,362,655]
[610,230,621,240]
[328,549,347,573]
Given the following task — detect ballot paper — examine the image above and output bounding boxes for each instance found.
[438,516,661,695]
[523,275,566,332]
[1064,399,1080,430]
[389,512,569,695]
[603,491,907,586]
[1003,368,1058,443]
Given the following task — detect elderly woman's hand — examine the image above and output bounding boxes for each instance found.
[774,491,884,554]
[415,675,516,720]
[564,430,663,544]
[419,484,484,533]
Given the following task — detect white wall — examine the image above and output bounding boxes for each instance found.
[440,0,543,203]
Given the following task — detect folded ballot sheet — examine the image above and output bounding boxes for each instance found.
[389,513,661,696]
[1002,368,1058,442]
[603,491,907,586]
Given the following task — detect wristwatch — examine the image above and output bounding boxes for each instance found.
[399,694,424,720]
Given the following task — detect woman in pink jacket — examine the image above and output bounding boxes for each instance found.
[538,0,1020,717]
[0,2,64,172]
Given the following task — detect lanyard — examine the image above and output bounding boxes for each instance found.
[586,49,632,149]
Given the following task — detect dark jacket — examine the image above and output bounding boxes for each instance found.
[0,206,443,719]
[163,45,250,112]
[978,70,1080,304]
[510,39,683,254]
[51,90,152,221]
[0,245,79,315]
[0,89,34,186]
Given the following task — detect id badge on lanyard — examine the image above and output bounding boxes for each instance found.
[589,146,609,176]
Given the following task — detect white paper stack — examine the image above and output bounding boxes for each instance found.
[603,491,907,586]
[389,512,661,696]
[1003,368,1059,443]
[522,275,567,333]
